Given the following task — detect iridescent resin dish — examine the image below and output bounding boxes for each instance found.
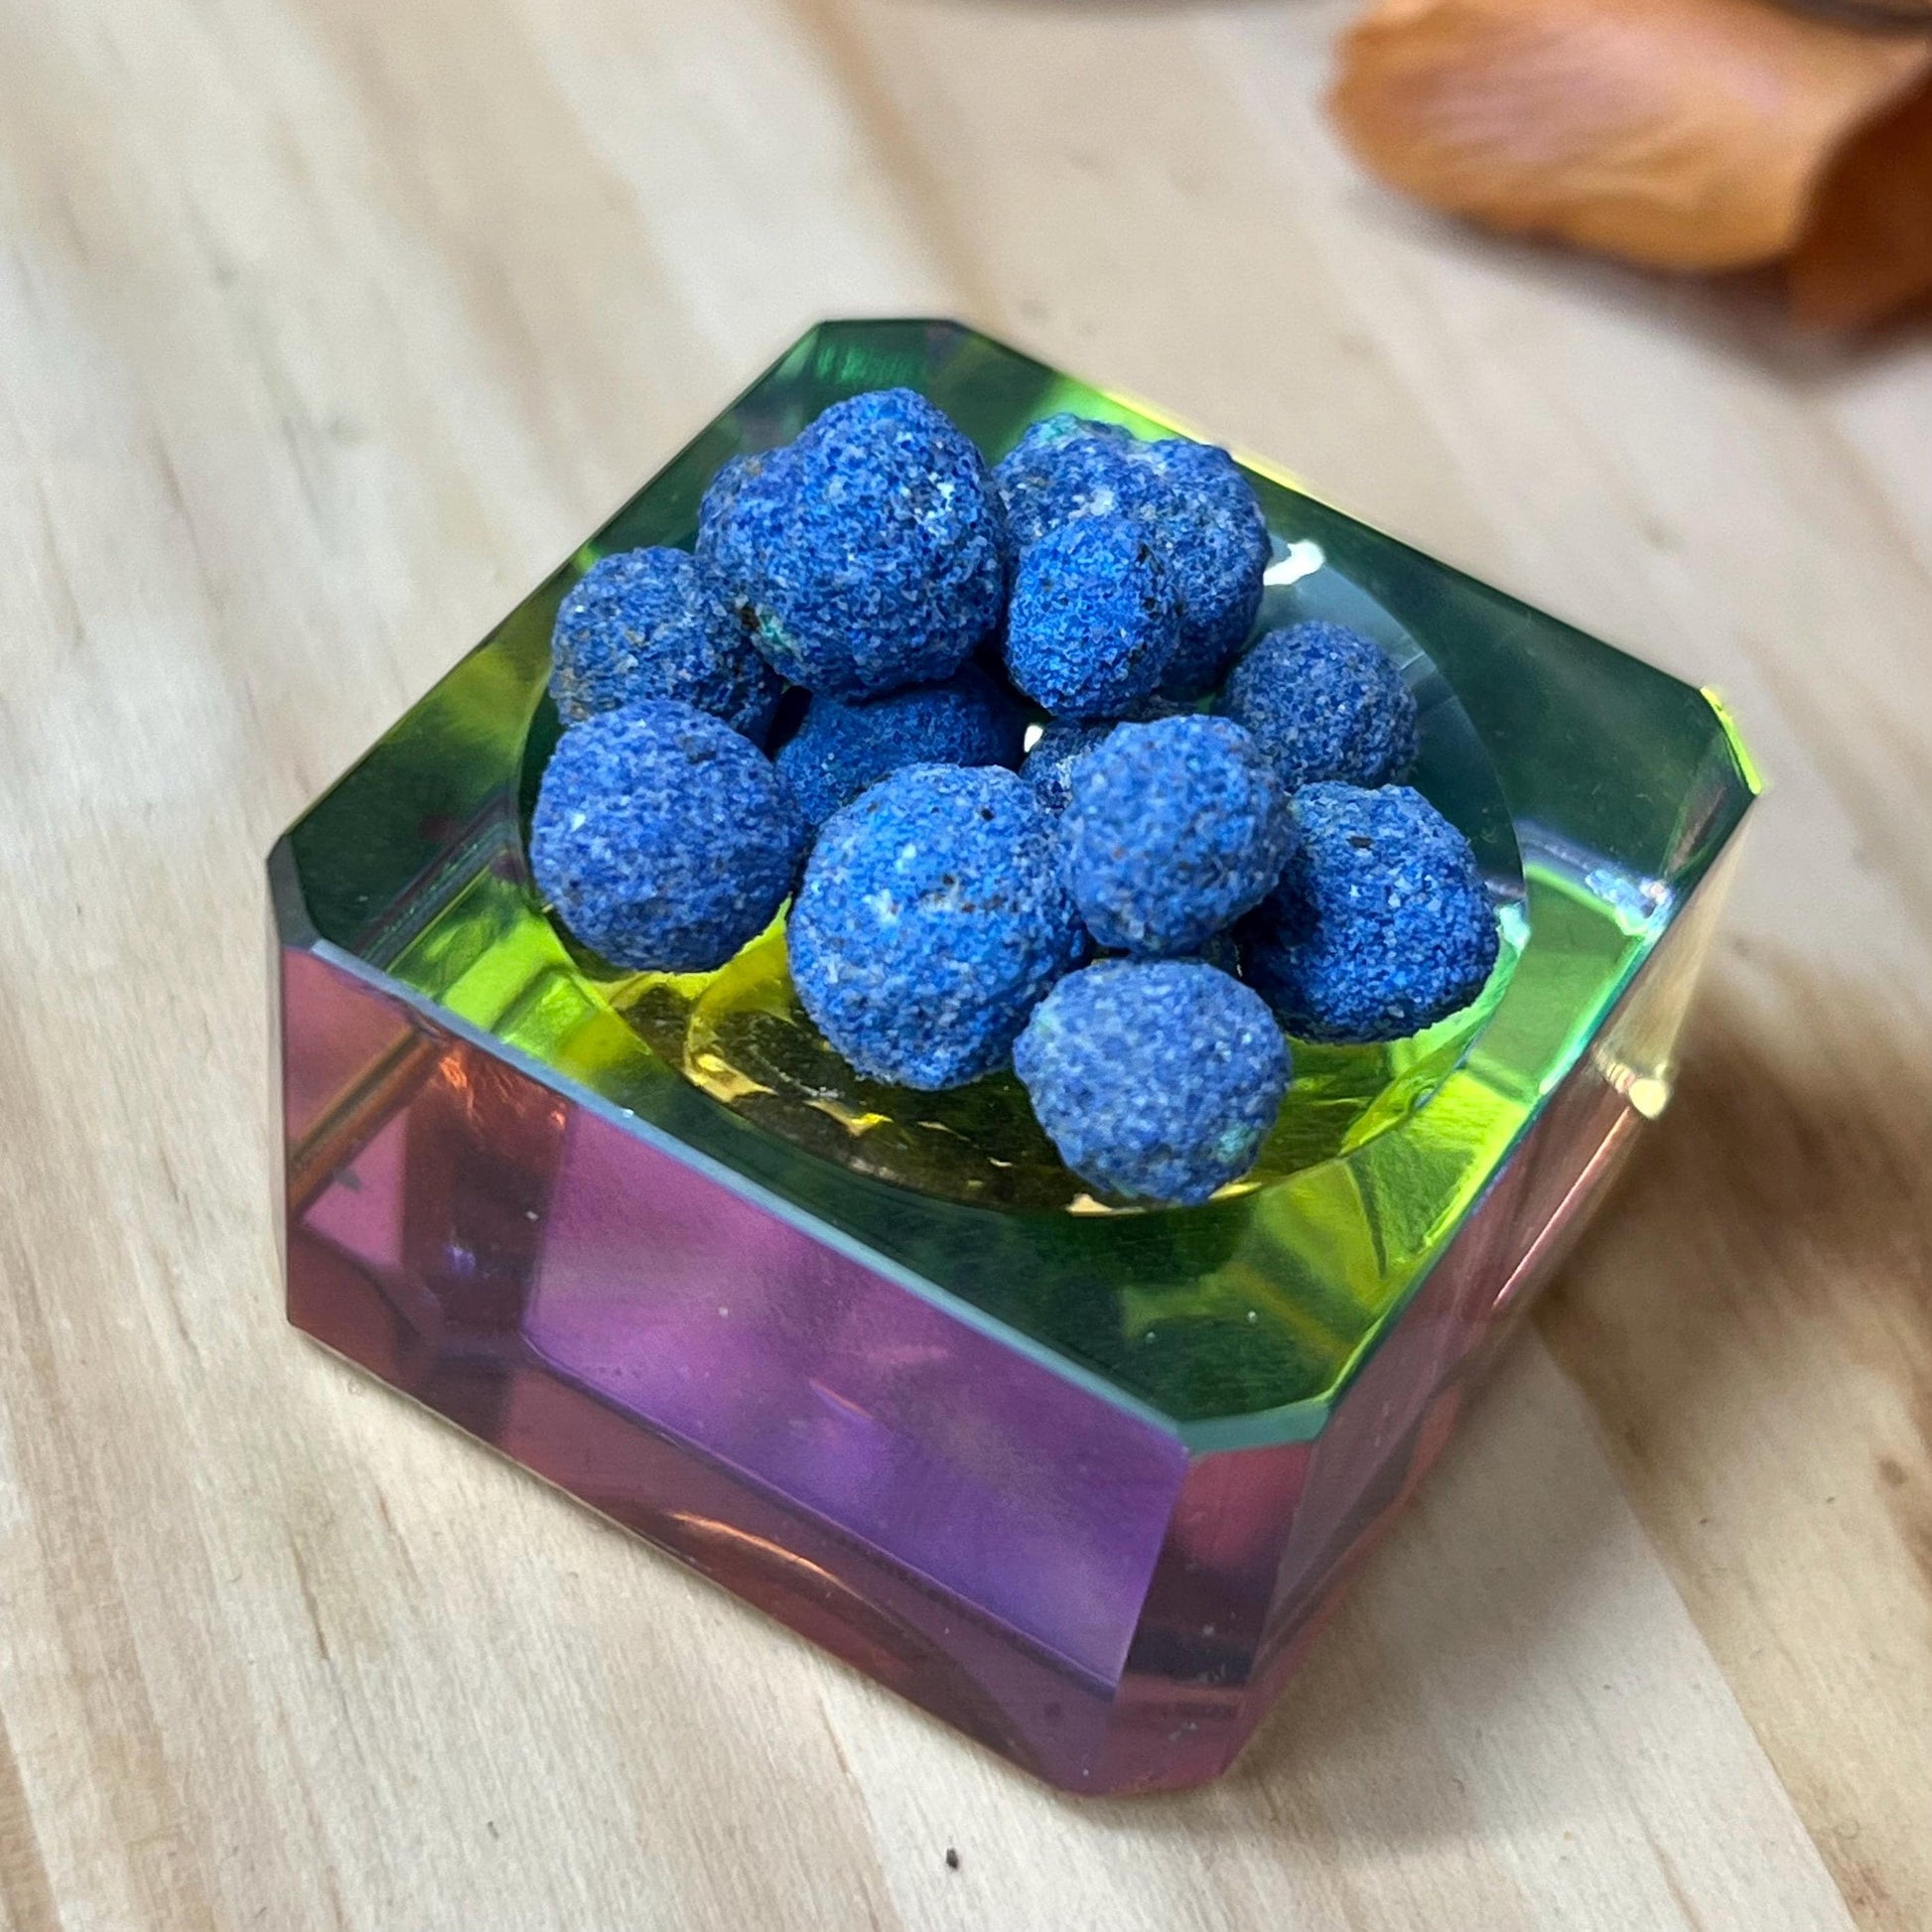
[271,319,1756,1794]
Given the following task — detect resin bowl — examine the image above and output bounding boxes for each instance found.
[271,319,1757,1795]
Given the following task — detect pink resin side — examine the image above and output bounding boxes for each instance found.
[280,921,1675,1794]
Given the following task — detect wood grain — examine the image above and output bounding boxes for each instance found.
[0,1,1924,1925]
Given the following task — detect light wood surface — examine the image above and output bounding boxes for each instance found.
[1,2,1926,1926]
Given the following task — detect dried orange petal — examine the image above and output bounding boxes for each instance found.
[1330,0,1932,272]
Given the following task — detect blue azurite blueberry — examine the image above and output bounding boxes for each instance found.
[1015,959,1290,1206]
[1004,515,1180,720]
[1021,719,1114,814]
[549,547,784,742]
[993,416,1271,700]
[787,765,1085,1090]
[1220,621,1419,792]
[700,389,1009,700]
[530,700,805,974]
[1060,714,1295,957]
[774,666,1026,834]
[1240,782,1500,1043]
[994,415,1164,550]
[696,451,766,552]
[1019,696,1191,812]
[1140,438,1273,698]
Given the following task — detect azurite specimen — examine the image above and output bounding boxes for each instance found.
[530,699,804,974]
[549,547,783,743]
[1136,438,1273,698]
[1060,715,1295,958]
[1015,959,1290,1205]
[1003,515,1179,721]
[774,666,1025,834]
[995,416,1168,550]
[1240,781,1499,1043]
[1020,719,1115,814]
[1019,697,1190,813]
[786,764,1085,1090]
[696,451,766,551]
[994,415,1270,700]
[1221,621,1418,792]
[699,389,1009,700]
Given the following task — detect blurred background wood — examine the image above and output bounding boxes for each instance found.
[0,2,1927,1926]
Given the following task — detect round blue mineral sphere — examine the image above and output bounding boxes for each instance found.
[774,665,1025,834]
[699,389,1009,701]
[994,415,1163,550]
[1140,438,1273,698]
[1239,782,1500,1043]
[1021,719,1114,814]
[787,765,1086,1090]
[549,547,783,742]
[1015,959,1290,1206]
[696,451,766,552]
[1020,696,1190,812]
[530,700,805,974]
[1004,515,1180,720]
[1061,714,1295,957]
[1220,621,1419,792]
[993,417,1271,700]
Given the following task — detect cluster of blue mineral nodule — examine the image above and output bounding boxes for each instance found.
[550,547,783,743]
[1015,959,1290,1206]
[1004,516,1180,721]
[1239,782,1499,1044]
[994,415,1271,701]
[534,387,1504,1207]
[1221,621,1418,792]
[774,665,1025,833]
[786,765,1086,1091]
[530,699,804,975]
[700,388,1009,700]
[1060,714,1295,958]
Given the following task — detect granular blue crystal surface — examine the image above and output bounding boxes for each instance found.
[530,699,803,973]
[786,764,1085,1089]
[550,547,783,743]
[1240,781,1499,1043]
[700,389,1008,700]
[1220,621,1417,792]
[1021,720,1114,813]
[696,451,766,551]
[993,416,1268,701]
[1015,958,1290,1205]
[1060,714,1294,957]
[1139,438,1272,698]
[994,416,1164,551]
[1004,516,1179,721]
[774,667,1025,833]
